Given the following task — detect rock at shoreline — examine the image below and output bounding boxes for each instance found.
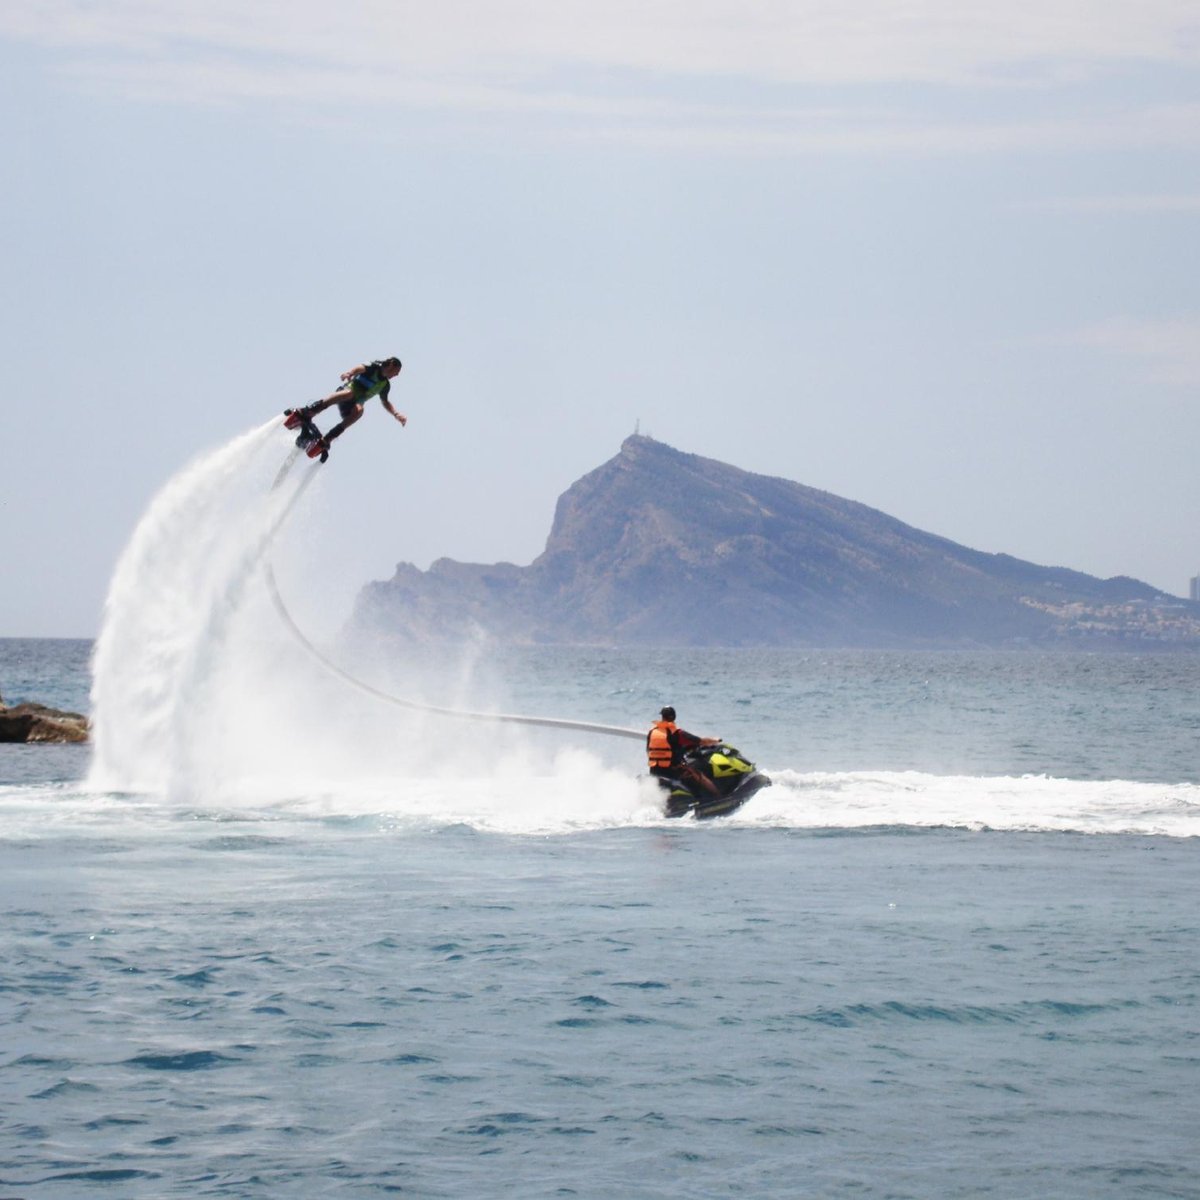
[0,700,89,744]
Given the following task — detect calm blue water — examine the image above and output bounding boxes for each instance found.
[2,639,1198,1198]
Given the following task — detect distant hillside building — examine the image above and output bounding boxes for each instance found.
[1192,575,1200,602]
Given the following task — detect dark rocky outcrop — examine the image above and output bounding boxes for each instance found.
[0,699,89,743]
[355,435,1200,648]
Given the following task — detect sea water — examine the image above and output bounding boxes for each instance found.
[2,427,1198,1198]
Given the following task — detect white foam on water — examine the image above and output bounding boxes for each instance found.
[12,767,1200,838]
[735,768,1200,838]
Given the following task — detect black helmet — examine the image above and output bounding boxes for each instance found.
[660,706,676,721]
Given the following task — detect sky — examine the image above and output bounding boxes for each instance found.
[3,0,1199,637]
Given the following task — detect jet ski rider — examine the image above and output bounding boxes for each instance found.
[647,706,720,795]
[288,357,406,456]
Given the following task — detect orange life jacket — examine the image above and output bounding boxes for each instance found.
[647,720,677,770]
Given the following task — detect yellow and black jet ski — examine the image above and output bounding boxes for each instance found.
[656,742,771,820]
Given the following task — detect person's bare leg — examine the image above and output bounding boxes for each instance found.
[325,404,364,443]
[306,388,355,418]
[683,764,720,795]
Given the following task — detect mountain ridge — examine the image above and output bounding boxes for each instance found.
[354,436,1199,648]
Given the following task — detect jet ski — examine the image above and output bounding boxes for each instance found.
[656,742,771,820]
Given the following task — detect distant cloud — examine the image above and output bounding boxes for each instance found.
[1072,316,1200,386]
[5,0,1200,153]
[5,0,1199,84]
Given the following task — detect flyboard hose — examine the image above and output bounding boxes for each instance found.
[265,449,645,742]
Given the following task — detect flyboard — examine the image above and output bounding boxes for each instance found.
[283,408,329,462]
[270,411,326,487]
[266,413,645,743]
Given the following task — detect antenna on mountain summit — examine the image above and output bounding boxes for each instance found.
[634,419,640,435]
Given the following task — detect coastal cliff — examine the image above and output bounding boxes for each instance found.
[355,436,1199,648]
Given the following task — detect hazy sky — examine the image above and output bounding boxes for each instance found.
[4,0,1199,636]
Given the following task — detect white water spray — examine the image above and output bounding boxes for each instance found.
[85,422,643,815]
[88,422,317,795]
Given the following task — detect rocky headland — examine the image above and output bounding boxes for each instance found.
[0,688,89,743]
[354,435,1200,649]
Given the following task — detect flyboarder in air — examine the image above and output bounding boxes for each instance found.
[284,357,406,461]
